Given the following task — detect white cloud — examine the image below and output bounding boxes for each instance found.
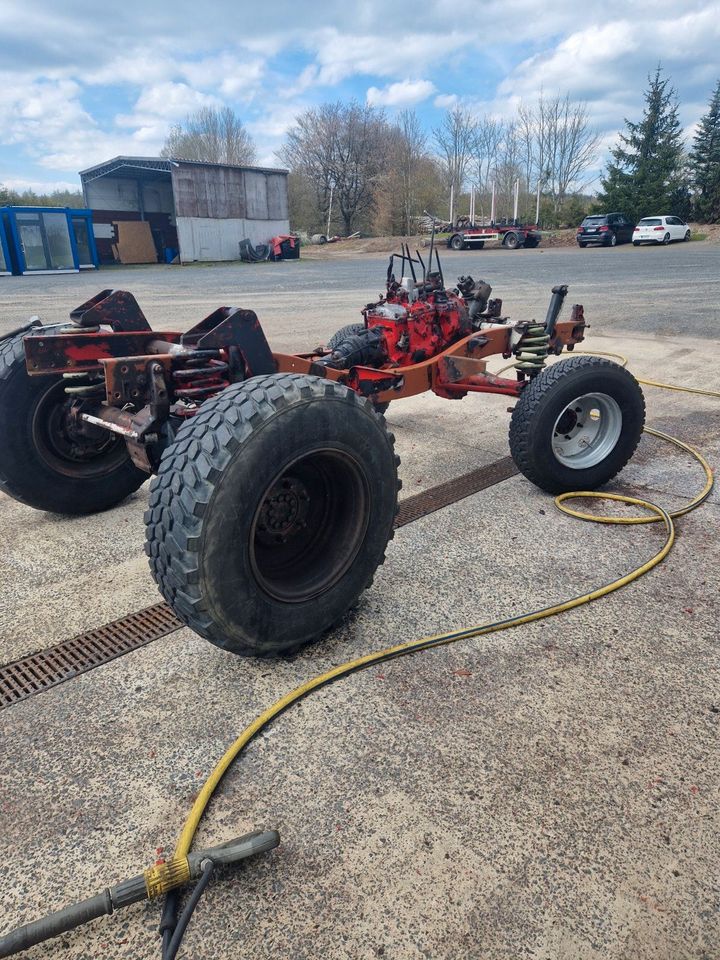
[500,9,720,109]
[245,103,304,140]
[434,93,459,110]
[2,1,720,189]
[366,79,436,107]
[181,55,266,101]
[130,81,220,120]
[0,77,94,144]
[2,177,81,193]
[307,28,468,85]
[499,21,640,100]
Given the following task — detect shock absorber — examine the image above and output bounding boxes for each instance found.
[172,351,230,403]
[514,284,568,377]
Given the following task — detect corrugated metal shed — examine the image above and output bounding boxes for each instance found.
[79,156,289,263]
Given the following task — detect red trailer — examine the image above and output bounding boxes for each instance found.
[447,222,541,251]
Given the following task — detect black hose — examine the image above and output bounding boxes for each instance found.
[159,890,179,960]
[162,860,215,960]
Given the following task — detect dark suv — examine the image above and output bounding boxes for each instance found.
[576,213,634,247]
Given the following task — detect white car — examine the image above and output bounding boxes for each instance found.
[633,216,691,246]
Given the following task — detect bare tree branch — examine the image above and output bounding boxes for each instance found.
[278,101,390,234]
[516,93,600,212]
[433,107,477,215]
[160,106,257,165]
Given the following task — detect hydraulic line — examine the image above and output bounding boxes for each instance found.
[573,350,720,400]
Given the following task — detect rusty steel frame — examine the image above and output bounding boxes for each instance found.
[21,291,586,476]
[25,317,585,403]
[272,316,585,403]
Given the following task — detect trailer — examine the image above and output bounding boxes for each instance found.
[447,222,541,251]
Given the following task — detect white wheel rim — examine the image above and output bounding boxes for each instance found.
[552,392,623,468]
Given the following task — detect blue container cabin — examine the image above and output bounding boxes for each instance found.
[1,207,99,275]
[0,217,11,276]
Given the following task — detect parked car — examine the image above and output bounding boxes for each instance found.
[576,213,635,247]
[632,216,691,245]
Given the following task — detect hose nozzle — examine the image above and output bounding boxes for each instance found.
[0,829,280,958]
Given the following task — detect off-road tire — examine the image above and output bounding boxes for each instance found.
[326,323,389,414]
[0,331,146,514]
[450,234,466,251]
[503,232,520,249]
[326,323,366,350]
[508,356,645,494]
[145,373,400,657]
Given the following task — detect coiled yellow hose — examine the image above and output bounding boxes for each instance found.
[174,363,716,862]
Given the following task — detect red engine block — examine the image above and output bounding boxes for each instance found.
[365,290,471,366]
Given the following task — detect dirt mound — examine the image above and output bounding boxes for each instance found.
[689,222,720,242]
[301,236,425,259]
[536,230,577,247]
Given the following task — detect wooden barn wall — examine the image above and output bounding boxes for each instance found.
[171,164,288,221]
[265,173,289,220]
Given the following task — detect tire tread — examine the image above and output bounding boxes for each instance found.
[508,356,645,493]
[145,373,400,656]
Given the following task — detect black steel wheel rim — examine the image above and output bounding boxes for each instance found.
[250,448,370,603]
[31,381,128,478]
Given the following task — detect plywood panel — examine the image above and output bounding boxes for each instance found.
[113,221,157,263]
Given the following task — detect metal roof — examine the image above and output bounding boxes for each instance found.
[79,156,288,183]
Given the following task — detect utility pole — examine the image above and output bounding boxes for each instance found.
[326,184,334,239]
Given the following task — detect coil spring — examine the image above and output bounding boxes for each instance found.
[514,323,550,375]
[172,353,230,402]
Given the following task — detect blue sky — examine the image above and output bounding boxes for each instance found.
[1,0,719,193]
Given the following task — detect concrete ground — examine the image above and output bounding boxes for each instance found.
[0,246,718,960]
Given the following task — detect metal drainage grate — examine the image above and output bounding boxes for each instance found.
[0,456,518,710]
[395,456,518,527]
[0,603,182,709]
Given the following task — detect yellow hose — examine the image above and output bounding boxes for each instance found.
[174,365,716,862]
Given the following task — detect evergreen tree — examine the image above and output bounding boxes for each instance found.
[690,80,720,223]
[599,68,690,222]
